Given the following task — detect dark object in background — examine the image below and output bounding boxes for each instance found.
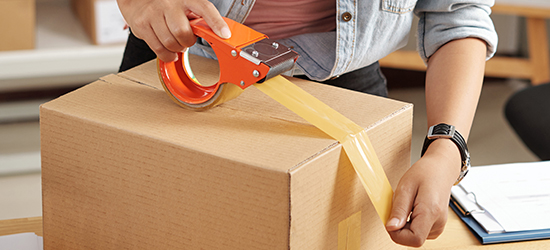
[119,30,157,72]
[505,82,550,160]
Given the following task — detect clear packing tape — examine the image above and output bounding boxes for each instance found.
[338,211,362,250]
[254,75,394,224]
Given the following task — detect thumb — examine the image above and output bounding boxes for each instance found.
[201,13,231,39]
[386,185,415,231]
[213,22,232,39]
[187,1,231,39]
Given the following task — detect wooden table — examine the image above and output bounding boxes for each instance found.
[380,3,550,85]
[422,208,550,249]
[0,217,42,237]
[1,209,549,249]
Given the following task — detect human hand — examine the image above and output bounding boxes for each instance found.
[117,0,231,62]
[385,139,461,247]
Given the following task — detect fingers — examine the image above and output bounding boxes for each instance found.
[149,16,185,62]
[386,160,451,247]
[186,0,231,39]
[389,203,444,247]
[119,0,229,62]
[132,24,179,62]
[165,10,196,48]
[155,0,229,62]
[426,205,447,239]
[387,183,448,247]
[386,183,416,232]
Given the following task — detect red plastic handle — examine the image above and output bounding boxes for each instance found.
[158,17,271,105]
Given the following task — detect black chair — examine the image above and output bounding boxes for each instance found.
[504,82,550,160]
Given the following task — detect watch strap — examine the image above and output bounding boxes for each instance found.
[421,123,470,185]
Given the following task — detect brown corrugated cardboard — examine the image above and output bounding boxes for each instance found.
[0,0,35,51]
[71,0,127,45]
[41,56,413,249]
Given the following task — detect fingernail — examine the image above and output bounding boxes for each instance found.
[386,217,400,228]
[220,27,231,39]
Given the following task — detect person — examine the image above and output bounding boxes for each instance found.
[505,82,550,161]
[116,0,498,247]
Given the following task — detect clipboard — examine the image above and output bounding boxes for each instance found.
[450,201,550,244]
[449,161,550,244]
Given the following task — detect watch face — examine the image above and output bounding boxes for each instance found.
[427,124,455,139]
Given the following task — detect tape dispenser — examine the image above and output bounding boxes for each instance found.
[158,17,299,111]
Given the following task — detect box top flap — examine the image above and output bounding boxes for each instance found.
[41,57,411,173]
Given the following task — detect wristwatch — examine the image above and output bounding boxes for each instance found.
[421,123,470,185]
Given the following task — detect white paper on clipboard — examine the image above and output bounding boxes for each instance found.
[0,233,42,250]
[451,161,550,233]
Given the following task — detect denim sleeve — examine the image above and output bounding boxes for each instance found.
[414,0,498,63]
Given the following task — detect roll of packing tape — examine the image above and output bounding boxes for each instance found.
[158,50,245,111]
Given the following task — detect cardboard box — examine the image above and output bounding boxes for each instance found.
[71,0,127,45]
[41,56,413,249]
[0,0,35,51]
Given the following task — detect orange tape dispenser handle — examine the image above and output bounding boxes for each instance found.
[158,17,298,110]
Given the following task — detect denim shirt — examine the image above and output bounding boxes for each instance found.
[189,0,498,81]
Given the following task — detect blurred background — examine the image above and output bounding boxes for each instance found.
[0,0,546,220]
